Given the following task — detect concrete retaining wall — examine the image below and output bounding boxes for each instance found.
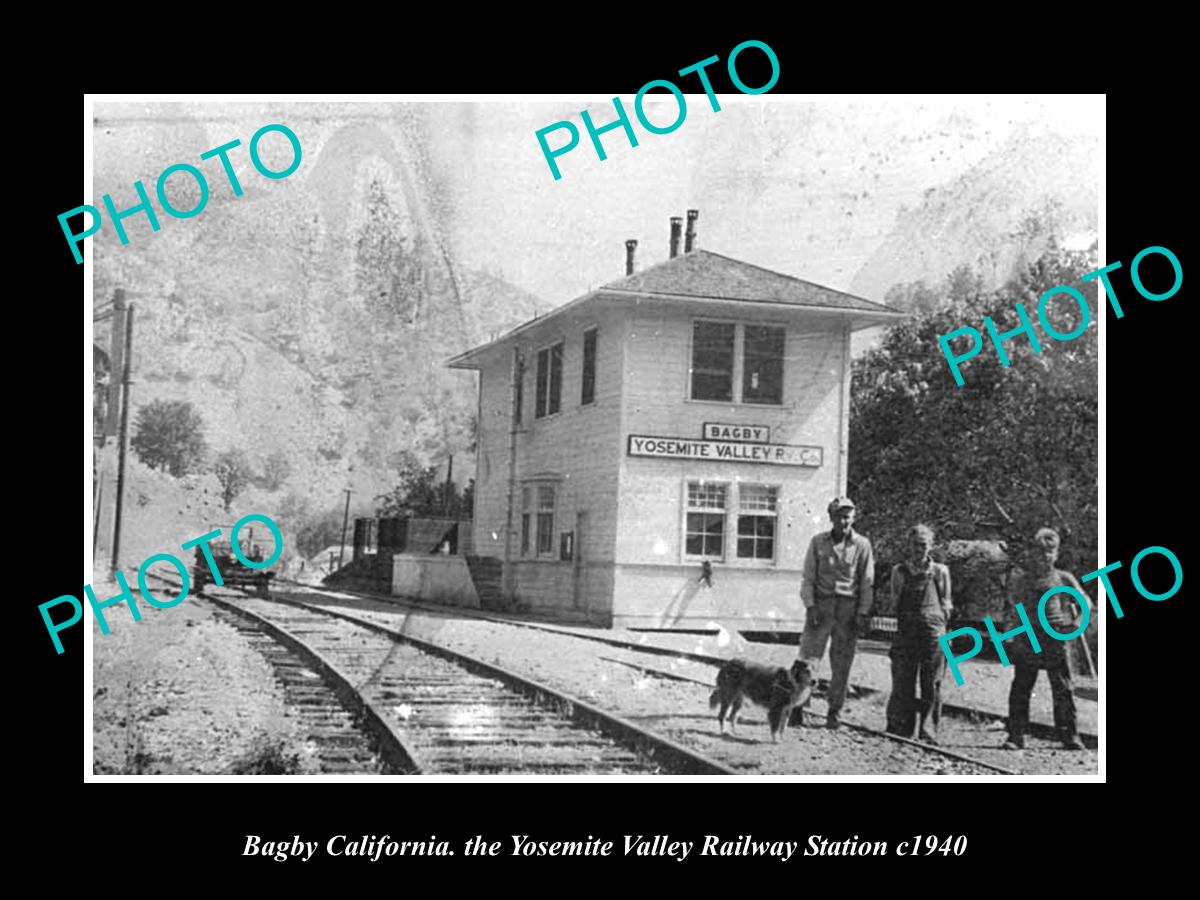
[391,554,481,608]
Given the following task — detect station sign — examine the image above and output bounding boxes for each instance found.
[702,422,770,443]
[627,434,822,467]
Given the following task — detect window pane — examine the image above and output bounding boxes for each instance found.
[549,342,563,415]
[687,481,727,509]
[743,325,784,404]
[736,515,775,559]
[521,487,531,511]
[739,484,777,511]
[535,348,549,418]
[537,485,555,510]
[514,357,524,424]
[581,329,597,405]
[687,512,724,557]
[691,321,734,401]
[537,512,554,553]
[520,514,530,555]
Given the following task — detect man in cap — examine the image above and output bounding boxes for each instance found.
[1002,527,1090,751]
[799,497,875,729]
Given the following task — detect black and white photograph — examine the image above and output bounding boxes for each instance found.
[84,94,1103,779]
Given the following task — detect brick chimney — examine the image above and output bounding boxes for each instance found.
[625,239,638,275]
[669,216,683,258]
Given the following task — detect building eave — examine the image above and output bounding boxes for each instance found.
[446,290,604,369]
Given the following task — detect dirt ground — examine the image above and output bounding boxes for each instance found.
[291,592,1097,775]
[91,576,321,775]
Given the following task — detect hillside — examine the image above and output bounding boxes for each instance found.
[92,117,548,560]
[851,128,1099,308]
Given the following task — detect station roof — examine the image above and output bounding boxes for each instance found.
[447,249,904,369]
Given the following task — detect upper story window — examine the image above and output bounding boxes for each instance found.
[535,341,564,418]
[581,327,597,406]
[690,321,735,402]
[743,326,785,405]
[689,320,785,405]
[514,354,525,425]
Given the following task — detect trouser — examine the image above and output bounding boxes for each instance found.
[1008,658,1076,741]
[800,595,858,714]
[886,637,945,737]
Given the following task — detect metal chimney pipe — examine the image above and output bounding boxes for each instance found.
[684,209,699,253]
[669,216,683,258]
[625,239,638,275]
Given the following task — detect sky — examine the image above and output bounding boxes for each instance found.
[92,95,1103,307]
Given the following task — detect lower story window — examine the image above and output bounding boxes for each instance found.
[686,512,725,557]
[536,484,556,557]
[537,512,554,554]
[737,484,778,560]
[520,487,531,556]
[685,481,727,559]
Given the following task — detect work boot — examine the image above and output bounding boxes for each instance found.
[918,728,939,745]
[826,710,842,730]
[1062,734,1086,751]
[1002,735,1025,750]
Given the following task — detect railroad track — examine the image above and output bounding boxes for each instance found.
[597,655,1019,776]
[295,581,1096,751]
[211,605,404,774]
[262,584,1013,775]
[156,576,736,775]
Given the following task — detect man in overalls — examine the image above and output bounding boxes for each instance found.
[1003,528,1090,751]
[886,524,952,743]
[799,497,875,729]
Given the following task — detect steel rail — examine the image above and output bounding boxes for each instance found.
[283,580,1098,750]
[597,655,1020,776]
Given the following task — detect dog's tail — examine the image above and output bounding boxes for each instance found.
[709,688,721,709]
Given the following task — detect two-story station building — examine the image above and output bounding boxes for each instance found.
[447,213,903,631]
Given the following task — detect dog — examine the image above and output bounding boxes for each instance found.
[709,659,813,742]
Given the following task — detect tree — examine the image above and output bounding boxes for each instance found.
[355,177,426,324]
[374,451,472,519]
[130,399,207,476]
[212,449,254,512]
[849,245,1098,584]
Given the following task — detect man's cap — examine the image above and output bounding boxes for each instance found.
[828,497,856,515]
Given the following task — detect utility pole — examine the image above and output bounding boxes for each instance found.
[338,488,353,570]
[443,454,454,516]
[111,304,134,572]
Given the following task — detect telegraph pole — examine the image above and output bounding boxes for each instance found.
[111,304,134,572]
[338,488,353,570]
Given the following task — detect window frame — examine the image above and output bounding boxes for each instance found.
[580,326,598,406]
[741,324,786,406]
[680,480,782,566]
[513,352,525,426]
[686,318,787,406]
[683,479,730,562]
[688,319,737,404]
[535,483,557,558]
[535,339,565,419]
[735,483,779,563]
[519,487,532,557]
